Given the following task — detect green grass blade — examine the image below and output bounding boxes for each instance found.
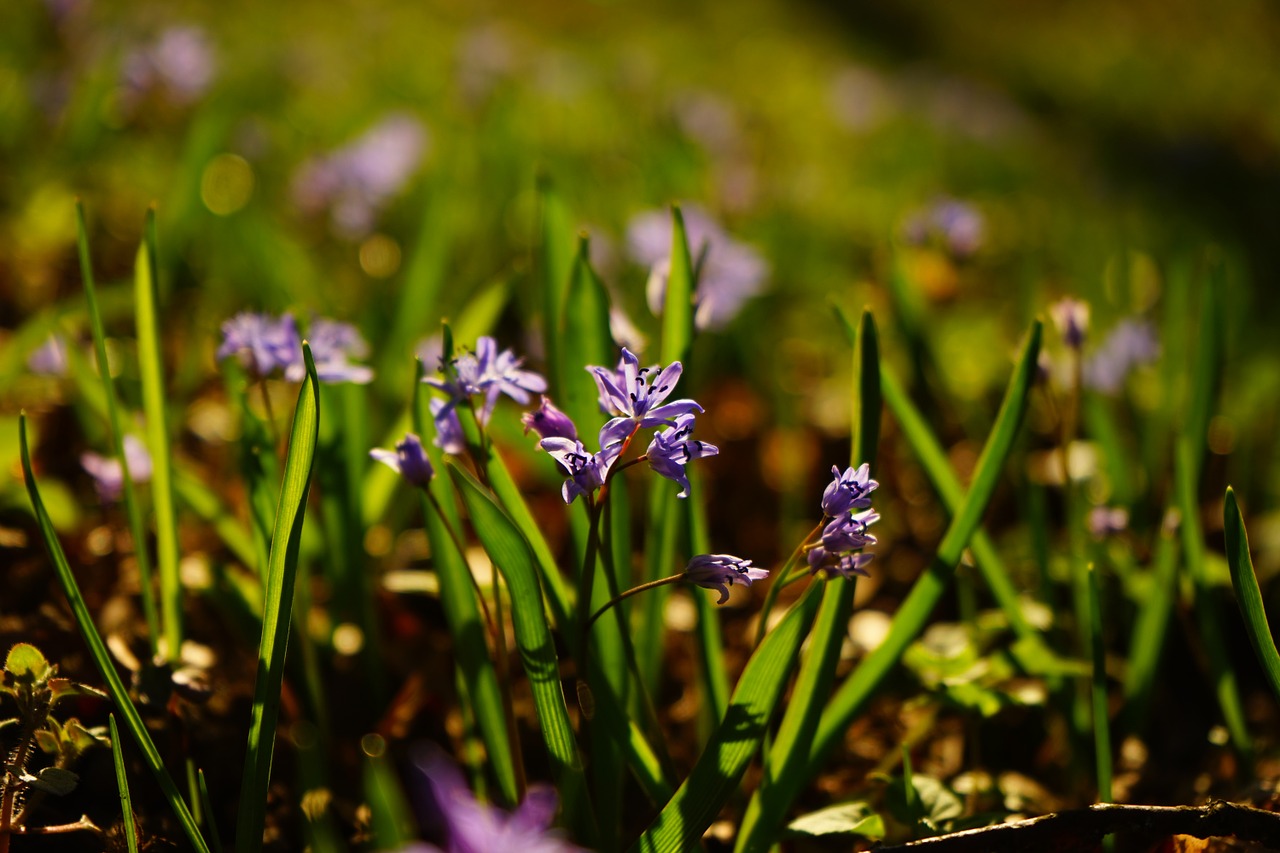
[236,344,321,852]
[76,201,161,653]
[172,465,258,568]
[538,174,576,401]
[660,205,696,365]
[1225,487,1280,705]
[109,714,140,853]
[558,234,614,432]
[803,320,1041,797]
[363,737,415,850]
[628,584,824,853]
[134,208,183,657]
[735,308,882,853]
[686,469,729,731]
[197,768,224,853]
[20,415,209,853]
[1121,512,1179,729]
[447,462,594,844]
[1176,439,1250,753]
[1185,260,1225,478]
[1086,563,1112,802]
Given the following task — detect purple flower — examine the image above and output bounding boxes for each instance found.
[1088,506,1129,539]
[521,397,578,442]
[370,433,434,488]
[122,26,217,105]
[217,312,301,378]
[820,509,880,553]
[684,554,770,604]
[821,463,878,517]
[806,547,874,579]
[540,419,631,505]
[426,337,547,426]
[28,334,69,377]
[430,399,466,456]
[1049,298,1090,350]
[902,197,984,258]
[411,746,584,853]
[1084,319,1161,395]
[627,205,768,331]
[645,413,718,498]
[81,435,152,504]
[288,318,373,384]
[587,348,701,427]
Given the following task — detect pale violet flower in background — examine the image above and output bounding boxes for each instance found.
[821,463,878,517]
[627,205,768,331]
[81,435,152,504]
[426,336,547,426]
[902,197,984,258]
[645,413,718,498]
[1088,506,1130,539]
[521,396,578,442]
[684,554,769,604]
[429,399,466,455]
[608,306,648,354]
[27,333,69,377]
[287,318,373,384]
[540,419,632,505]
[121,26,217,105]
[410,744,584,853]
[293,113,429,237]
[415,335,444,375]
[216,312,301,378]
[587,348,701,427]
[1049,297,1090,350]
[370,433,434,488]
[1084,319,1161,395]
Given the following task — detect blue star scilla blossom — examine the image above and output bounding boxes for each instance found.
[430,399,466,456]
[81,435,152,504]
[646,413,718,498]
[27,333,69,377]
[684,554,770,604]
[821,463,878,516]
[287,318,373,384]
[902,197,984,258]
[426,336,547,425]
[409,746,584,853]
[521,396,578,442]
[587,348,701,427]
[369,433,434,488]
[216,312,301,377]
[540,419,632,505]
[1084,319,1160,396]
[809,464,880,578]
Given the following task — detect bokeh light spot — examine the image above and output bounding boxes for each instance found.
[201,153,254,215]
[359,234,401,278]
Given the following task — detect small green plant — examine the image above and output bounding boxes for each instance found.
[0,643,110,850]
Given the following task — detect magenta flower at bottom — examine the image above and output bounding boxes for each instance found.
[684,554,769,604]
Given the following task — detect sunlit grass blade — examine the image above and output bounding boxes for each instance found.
[380,182,450,389]
[363,736,415,851]
[1225,487,1280,705]
[629,584,824,853]
[799,320,1041,808]
[76,201,161,653]
[558,234,614,431]
[686,470,729,732]
[197,768,223,853]
[20,415,209,853]
[109,714,139,853]
[1121,510,1179,730]
[538,173,576,402]
[735,307,881,853]
[1176,439,1250,753]
[447,462,595,844]
[1086,563,1112,802]
[236,344,321,853]
[134,208,183,657]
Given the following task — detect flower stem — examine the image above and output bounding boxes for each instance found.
[586,575,687,634]
[754,519,825,646]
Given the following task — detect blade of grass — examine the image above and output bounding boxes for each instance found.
[134,208,183,657]
[1086,563,1112,802]
[735,307,882,853]
[109,715,139,853]
[20,415,209,853]
[1225,487,1280,705]
[76,201,161,653]
[537,173,577,402]
[1120,512,1180,730]
[447,462,595,845]
[197,769,223,853]
[628,584,824,853]
[799,320,1041,811]
[236,344,321,853]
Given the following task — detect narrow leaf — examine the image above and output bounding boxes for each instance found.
[109,715,140,853]
[1225,488,1280,705]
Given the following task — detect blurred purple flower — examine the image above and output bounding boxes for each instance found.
[1083,319,1161,395]
[122,26,216,105]
[645,413,718,498]
[1088,506,1129,539]
[587,348,701,427]
[28,334,69,377]
[415,336,444,375]
[293,113,429,237]
[288,318,373,384]
[1049,298,1090,350]
[902,197,984,257]
[684,554,769,604]
[410,745,583,853]
[426,337,547,426]
[821,463,878,517]
[81,435,152,504]
[627,205,768,331]
[216,312,301,378]
[429,399,466,456]
[370,433,434,488]
[541,419,631,505]
[522,396,578,442]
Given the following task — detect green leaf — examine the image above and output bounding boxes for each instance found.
[5,642,51,682]
[785,801,885,840]
[30,766,78,796]
[558,234,614,432]
[660,205,696,365]
[1087,563,1112,801]
[20,415,209,853]
[134,208,183,657]
[1225,488,1280,706]
[537,174,577,402]
[110,715,140,853]
[236,344,321,853]
[628,584,823,853]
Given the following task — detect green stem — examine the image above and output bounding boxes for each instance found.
[586,575,686,634]
[754,520,825,646]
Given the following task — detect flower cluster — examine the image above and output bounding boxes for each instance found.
[120,26,217,107]
[216,312,373,384]
[808,463,880,578]
[423,336,548,447]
